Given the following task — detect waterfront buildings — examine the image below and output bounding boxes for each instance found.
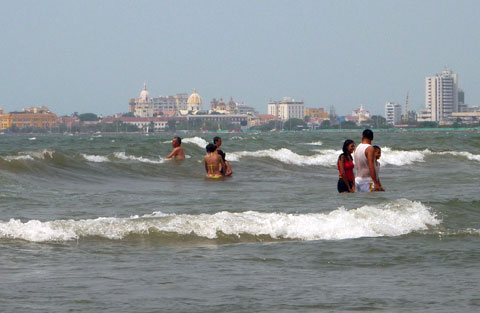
[268,97,305,121]
[345,105,371,124]
[385,102,402,125]
[419,69,459,122]
[0,106,58,130]
[130,84,201,117]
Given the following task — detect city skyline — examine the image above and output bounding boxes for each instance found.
[1,0,479,116]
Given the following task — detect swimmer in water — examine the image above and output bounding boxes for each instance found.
[166,136,186,160]
[373,145,382,189]
[204,143,223,179]
[213,136,232,176]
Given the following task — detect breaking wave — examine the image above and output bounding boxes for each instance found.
[113,152,166,164]
[80,154,110,163]
[0,199,440,243]
[226,147,476,167]
[182,137,208,148]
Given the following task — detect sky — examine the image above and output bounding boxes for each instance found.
[1,0,479,116]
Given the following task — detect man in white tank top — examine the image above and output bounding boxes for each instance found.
[353,129,385,192]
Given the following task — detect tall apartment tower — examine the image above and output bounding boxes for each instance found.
[422,69,458,122]
[385,102,402,125]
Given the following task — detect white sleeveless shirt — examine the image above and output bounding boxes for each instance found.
[354,143,371,179]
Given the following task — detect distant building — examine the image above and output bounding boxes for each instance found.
[152,94,188,113]
[103,116,180,132]
[385,102,402,125]
[134,83,154,117]
[345,105,371,124]
[0,106,58,130]
[185,88,202,113]
[306,108,329,121]
[268,97,305,121]
[419,69,459,122]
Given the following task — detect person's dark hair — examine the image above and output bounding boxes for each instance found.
[340,139,354,161]
[206,143,217,153]
[362,129,374,140]
[174,136,182,145]
[217,150,226,161]
[213,136,221,144]
[373,145,381,151]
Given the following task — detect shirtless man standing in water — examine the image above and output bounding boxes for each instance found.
[166,136,185,160]
[204,143,223,179]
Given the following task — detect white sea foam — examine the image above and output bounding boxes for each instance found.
[28,137,36,141]
[437,151,480,162]
[81,154,110,163]
[0,199,439,242]
[303,141,323,146]
[3,155,35,161]
[182,137,208,148]
[378,147,429,166]
[227,147,432,167]
[226,148,336,166]
[113,152,166,164]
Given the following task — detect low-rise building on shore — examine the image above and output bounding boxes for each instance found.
[0,107,58,130]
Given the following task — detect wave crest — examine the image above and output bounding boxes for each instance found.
[0,199,439,243]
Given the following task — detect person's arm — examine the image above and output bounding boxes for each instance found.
[204,157,208,173]
[366,147,384,191]
[338,155,353,192]
[166,147,178,159]
[224,161,232,176]
[217,155,223,173]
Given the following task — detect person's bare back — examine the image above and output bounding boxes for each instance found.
[204,143,222,178]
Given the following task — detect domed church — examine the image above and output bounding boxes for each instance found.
[187,88,202,113]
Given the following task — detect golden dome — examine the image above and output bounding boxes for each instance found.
[187,88,202,105]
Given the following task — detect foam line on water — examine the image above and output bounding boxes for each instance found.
[81,154,110,163]
[113,152,166,164]
[0,199,440,242]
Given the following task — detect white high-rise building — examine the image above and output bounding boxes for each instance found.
[268,97,305,121]
[385,102,402,125]
[419,69,458,122]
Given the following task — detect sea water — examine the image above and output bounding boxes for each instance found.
[0,131,479,312]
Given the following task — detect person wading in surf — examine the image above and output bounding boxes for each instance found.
[353,129,384,192]
[337,139,355,193]
[213,136,232,176]
[166,136,185,160]
[204,143,223,179]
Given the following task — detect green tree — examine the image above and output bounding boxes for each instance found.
[320,120,331,129]
[340,121,358,129]
[167,120,177,132]
[417,121,438,128]
[79,113,98,121]
[370,115,388,128]
[283,118,307,131]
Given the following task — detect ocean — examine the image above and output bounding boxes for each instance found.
[0,131,479,312]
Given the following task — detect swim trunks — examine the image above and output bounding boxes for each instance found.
[355,177,374,192]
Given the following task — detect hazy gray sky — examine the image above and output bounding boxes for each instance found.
[1,0,479,116]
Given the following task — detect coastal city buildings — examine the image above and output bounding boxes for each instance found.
[385,102,402,125]
[418,68,460,122]
[345,105,371,124]
[268,97,305,121]
[0,106,57,130]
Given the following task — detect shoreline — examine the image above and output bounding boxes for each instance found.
[0,127,478,136]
